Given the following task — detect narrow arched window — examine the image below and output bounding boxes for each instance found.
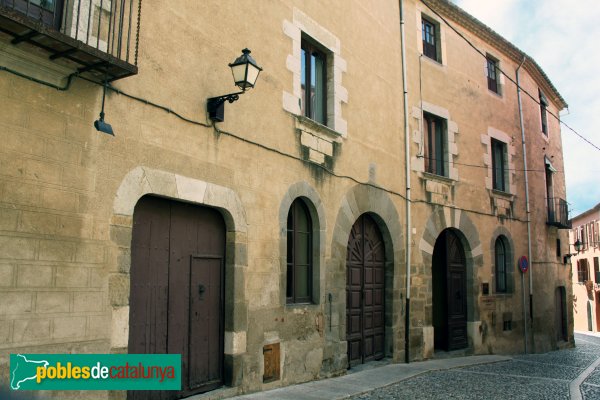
[495,237,507,293]
[287,199,312,303]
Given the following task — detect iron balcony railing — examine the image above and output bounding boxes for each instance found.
[0,0,140,80]
[547,197,571,229]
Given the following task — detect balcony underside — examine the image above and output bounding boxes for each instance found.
[0,5,137,82]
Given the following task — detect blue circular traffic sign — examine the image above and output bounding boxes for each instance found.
[518,256,529,273]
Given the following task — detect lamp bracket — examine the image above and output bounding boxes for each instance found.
[207,91,245,122]
[208,91,245,107]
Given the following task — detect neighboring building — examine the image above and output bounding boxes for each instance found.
[569,204,600,332]
[0,0,572,398]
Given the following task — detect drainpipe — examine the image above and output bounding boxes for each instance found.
[516,56,532,353]
[399,0,412,363]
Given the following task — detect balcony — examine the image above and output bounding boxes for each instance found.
[0,0,139,83]
[547,197,571,229]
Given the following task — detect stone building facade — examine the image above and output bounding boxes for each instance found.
[569,204,600,332]
[0,0,572,398]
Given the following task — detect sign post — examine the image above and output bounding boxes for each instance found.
[518,255,529,353]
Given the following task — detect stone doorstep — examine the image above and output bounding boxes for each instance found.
[229,355,511,400]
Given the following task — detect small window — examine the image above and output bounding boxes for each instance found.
[578,259,589,283]
[556,238,561,258]
[424,113,447,176]
[287,198,313,304]
[301,39,327,125]
[487,56,500,94]
[539,89,549,136]
[594,257,600,284]
[495,237,508,293]
[422,16,439,62]
[491,139,507,192]
[503,320,512,331]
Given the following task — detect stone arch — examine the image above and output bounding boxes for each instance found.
[331,184,403,361]
[490,226,516,294]
[109,166,248,387]
[278,181,327,305]
[419,207,482,323]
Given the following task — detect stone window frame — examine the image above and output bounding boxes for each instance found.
[490,228,515,296]
[491,138,508,192]
[482,127,516,194]
[416,9,447,67]
[283,7,348,137]
[286,197,314,304]
[279,182,326,307]
[485,53,504,97]
[412,102,459,181]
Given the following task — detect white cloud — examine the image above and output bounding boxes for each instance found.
[454,0,600,215]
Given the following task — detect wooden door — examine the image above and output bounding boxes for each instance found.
[346,214,385,367]
[129,197,225,400]
[445,230,467,350]
[433,229,467,351]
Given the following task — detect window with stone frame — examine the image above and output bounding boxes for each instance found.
[578,259,590,283]
[422,15,440,62]
[486,55,500,94]
[495,236,508,293]
[539,89,549,136]
[491,138,508,192]
[286,198,313,304]
[424,112,447,177]
[301,38,328,125]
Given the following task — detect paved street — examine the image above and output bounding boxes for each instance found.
[231,332,600,400]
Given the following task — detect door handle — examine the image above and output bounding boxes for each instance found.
[199,284,206,299]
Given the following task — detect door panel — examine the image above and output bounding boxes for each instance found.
[432,229,468,352]
[129,197,225,400]
[446,231,467,351]
[189,257,223,391]
[346,214,385,366]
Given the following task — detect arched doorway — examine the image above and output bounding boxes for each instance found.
[128,196,225,399]
[432,229,468,351]
[346,214,385,366]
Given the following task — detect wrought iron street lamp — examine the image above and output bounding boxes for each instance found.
[207,48,262,122]
[564,239,584,264]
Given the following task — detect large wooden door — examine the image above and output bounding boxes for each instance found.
[346,214,385,367]
[128,196,225,400]
[445,230,467,350]
[433,229,467,351]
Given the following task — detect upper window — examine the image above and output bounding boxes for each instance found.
[486,56,500,94]
[422,16,440,62]
[286,198,313,304]
[495,236,508,293]
[424,113,447,177]
[594,257,600,284]
[539,89,549,136]
[578,259,589,283]
[491,139,507,192]
[301,39,327,125]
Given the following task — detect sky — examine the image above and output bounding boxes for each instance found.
[452,0,600,217]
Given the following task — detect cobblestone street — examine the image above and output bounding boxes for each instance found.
[351,332,600,400]
[229,332,600,400]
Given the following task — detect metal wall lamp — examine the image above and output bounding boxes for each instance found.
[563,239,583,264]
[207,48,262,122]
[94,80,114,135]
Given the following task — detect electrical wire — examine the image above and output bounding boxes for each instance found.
[420,0,600,153]
[1,51,530,224]
[1,65,79,91]
[416,154,565,173]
